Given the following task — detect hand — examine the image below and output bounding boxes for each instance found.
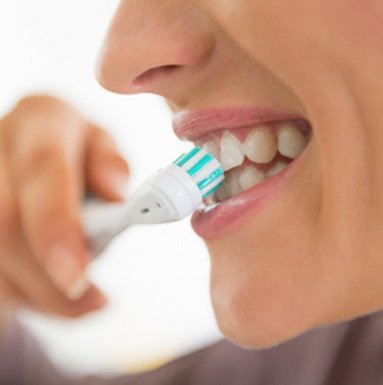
[0,95,129,318]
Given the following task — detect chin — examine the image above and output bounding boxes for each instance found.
[212,298,314,350]
[210,272,317,349]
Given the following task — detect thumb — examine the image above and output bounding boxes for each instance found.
[85,125,129,201]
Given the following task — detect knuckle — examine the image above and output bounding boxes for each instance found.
[27,208,80,250]
[13,96,83,133]
[16,95,69,112]
[15,146,68,182]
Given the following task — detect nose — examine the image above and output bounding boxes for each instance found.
[97,1,214,99]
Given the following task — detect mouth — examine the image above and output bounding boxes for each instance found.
[173,107,312,239]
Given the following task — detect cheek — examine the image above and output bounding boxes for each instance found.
[208,0,382,85]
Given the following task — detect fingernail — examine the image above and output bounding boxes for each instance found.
[109,170,128,198]
[46,246,89,300]
[66,277,90,301]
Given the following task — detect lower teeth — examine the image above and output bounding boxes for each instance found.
[202,159,290,208]
[266,161,288,178]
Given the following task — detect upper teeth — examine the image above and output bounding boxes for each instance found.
[242,126,277,163]
[220,131,245,171]
[277,123,307,159]
[203,141,220,161]
[203,122,308,172]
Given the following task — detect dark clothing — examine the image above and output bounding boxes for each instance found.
[1,311,383,385]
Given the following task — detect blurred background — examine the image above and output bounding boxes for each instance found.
[0,0,220,375]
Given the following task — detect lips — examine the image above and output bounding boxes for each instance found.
[173,107,303,141]
[172,107,311,239]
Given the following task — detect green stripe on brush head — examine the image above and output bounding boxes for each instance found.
[172,153,186,165]
[187,154,214,176]
[174,147,201,166]
[197,168,224,190]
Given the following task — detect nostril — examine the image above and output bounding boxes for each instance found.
[132,65,180,87]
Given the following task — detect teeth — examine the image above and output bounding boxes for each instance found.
[204,195,216,206]
[203,141,220,160]
[266,161,288,177]
[277,123,307,159]
[225,169,243,196]
[197,122,310,203]
[215,183,230,202]
[243,127,277,163]
[220,131,245,171]
[239,166,266,190]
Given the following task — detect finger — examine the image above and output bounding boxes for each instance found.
[0,275,22,308]
[6,103,91,300]
[0,126,21,309]
[0,236,107,318]
[85,125,129,201]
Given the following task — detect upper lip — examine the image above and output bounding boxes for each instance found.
[172,107,303,142]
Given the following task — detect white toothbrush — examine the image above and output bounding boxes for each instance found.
[82,146,224,256]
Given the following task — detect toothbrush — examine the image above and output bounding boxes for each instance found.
[82,146,224,256]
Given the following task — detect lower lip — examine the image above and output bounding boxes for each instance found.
[191,141,312,239]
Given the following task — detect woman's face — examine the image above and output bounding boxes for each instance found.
[98,0,383,348]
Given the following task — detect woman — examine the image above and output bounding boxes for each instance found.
[1,0,383,383]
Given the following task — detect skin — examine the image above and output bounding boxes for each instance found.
[98,0,383,348]
[1,0,383,349]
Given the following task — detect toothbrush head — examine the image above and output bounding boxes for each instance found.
[126,146,224,224]
[172,146,224,199]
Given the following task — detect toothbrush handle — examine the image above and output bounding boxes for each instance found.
[82,199,131,257]
[81,163,204,256]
